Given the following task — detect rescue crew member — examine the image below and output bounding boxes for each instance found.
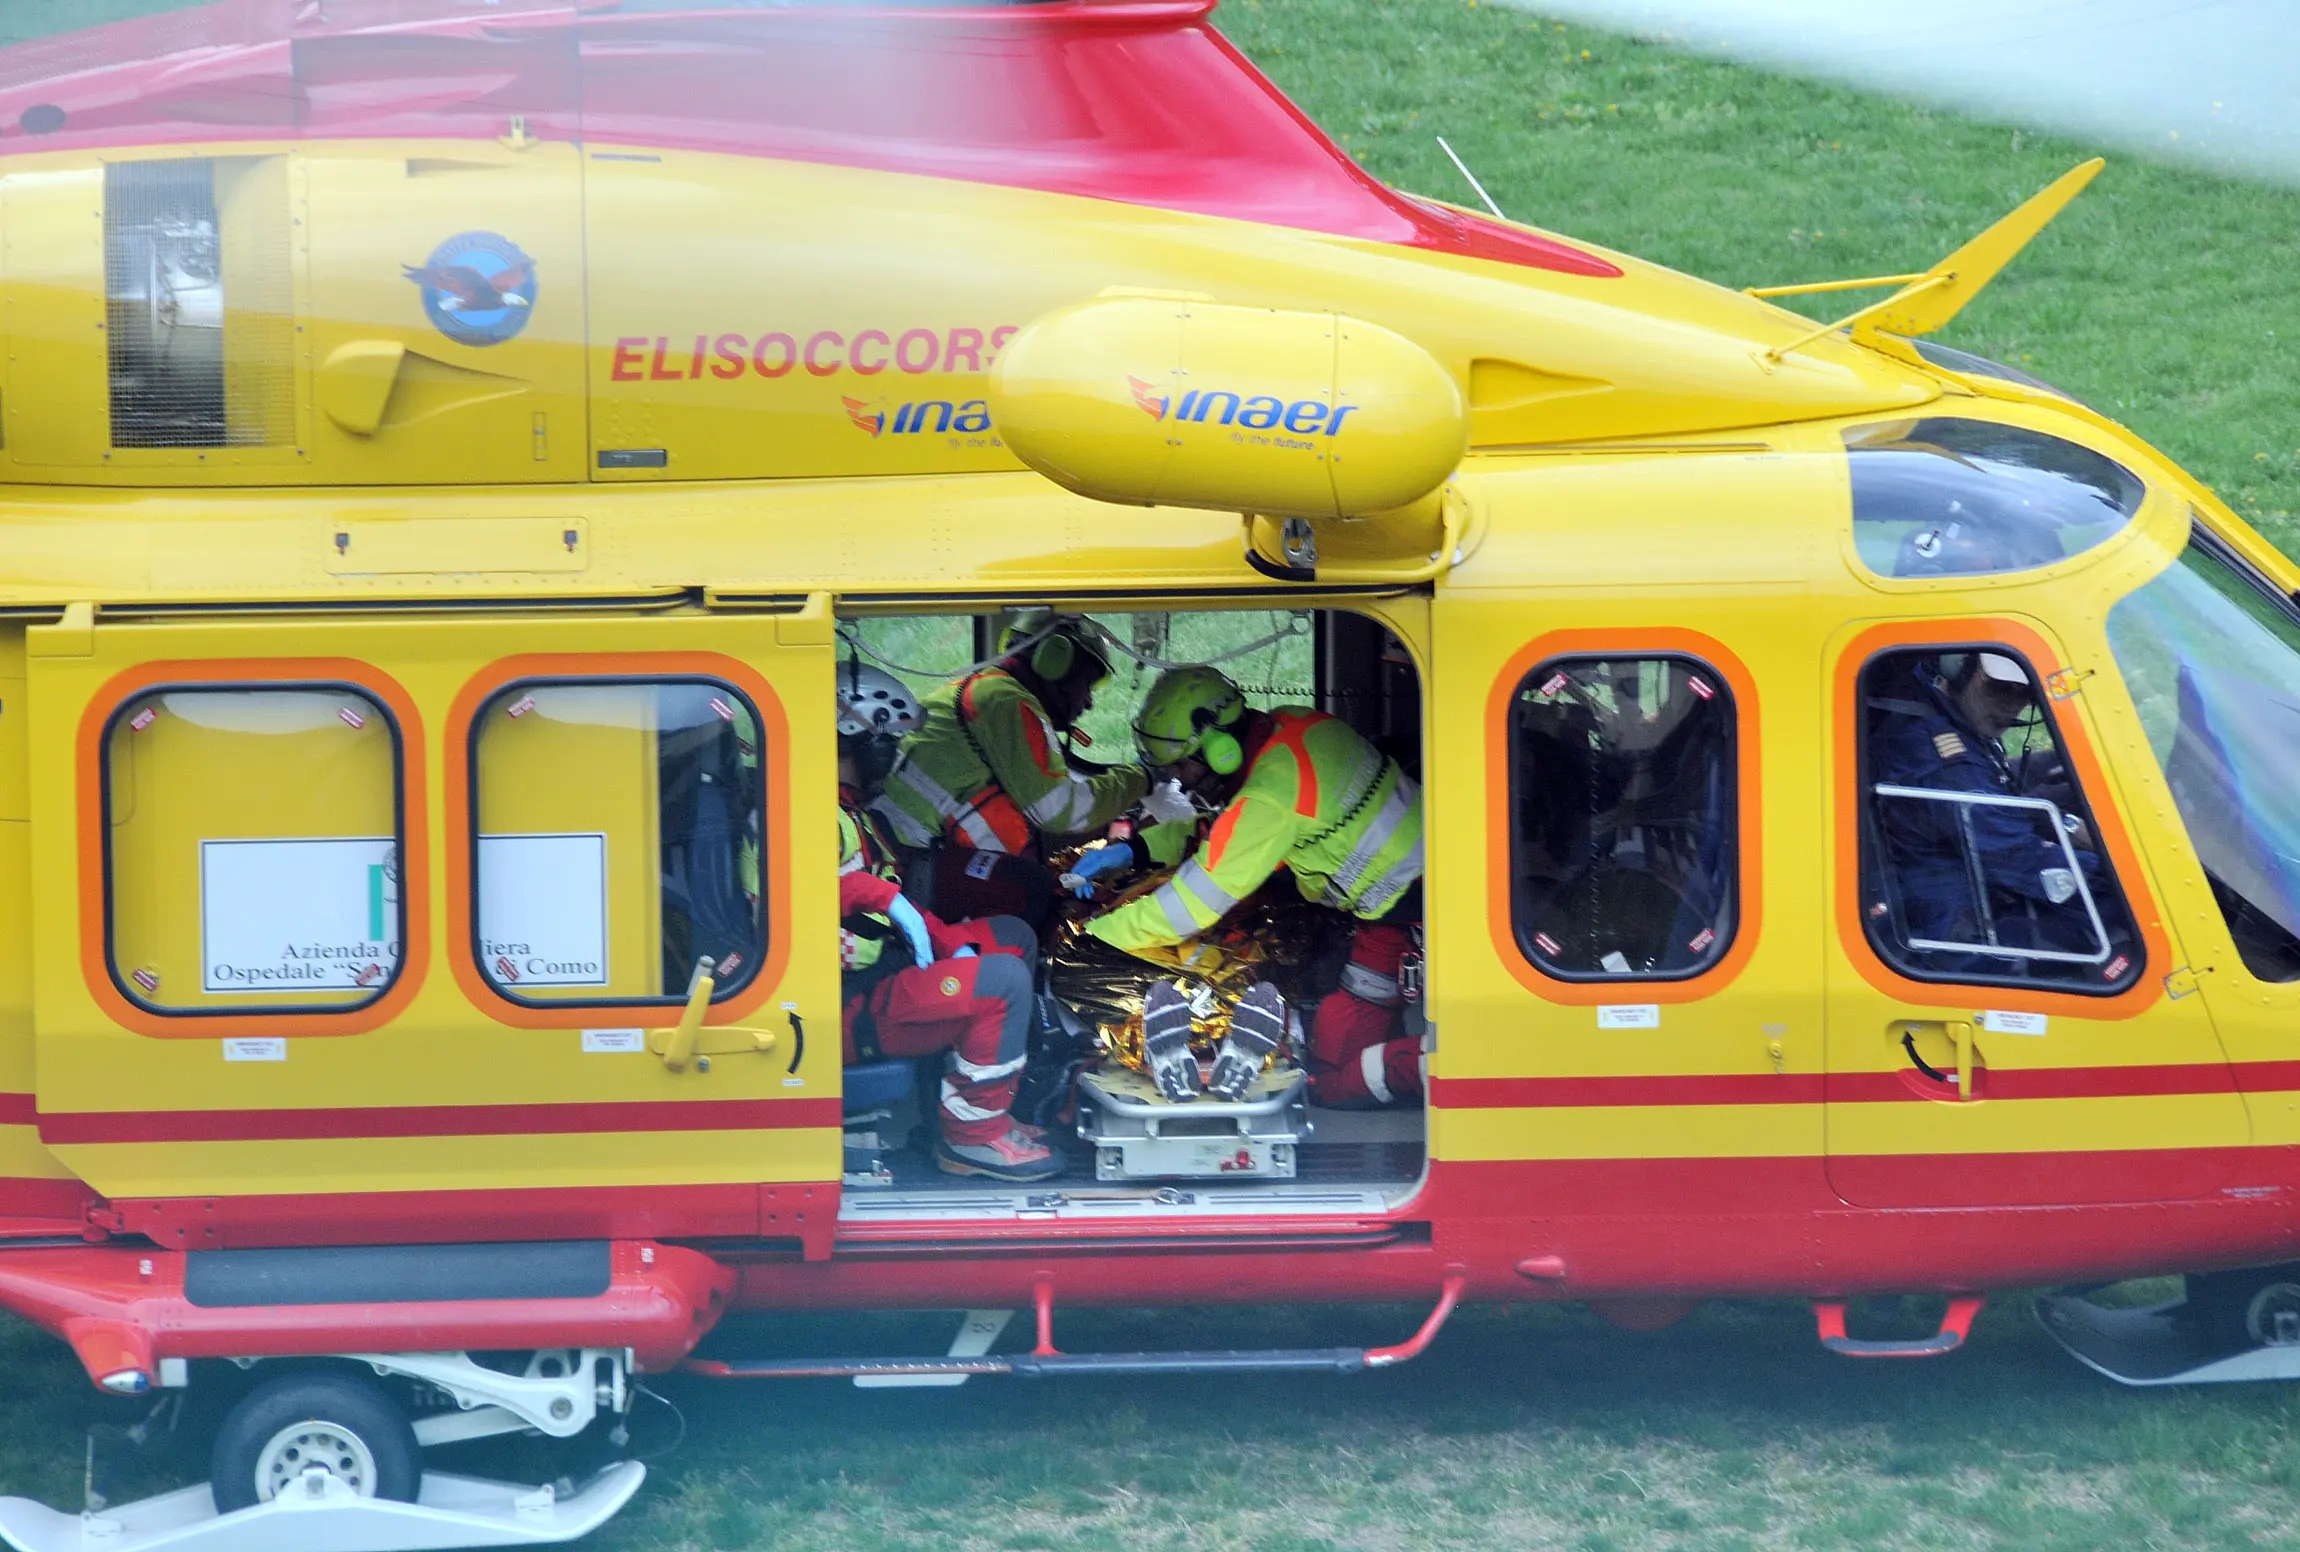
[873,611,1151,928]
[1079,665,1424,1110]
[836,664,1059,1182]
[1870,650,2102,968]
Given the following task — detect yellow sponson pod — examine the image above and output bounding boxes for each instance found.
[990,298,1467,522]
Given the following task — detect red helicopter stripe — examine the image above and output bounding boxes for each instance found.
[39,1097,839,1145]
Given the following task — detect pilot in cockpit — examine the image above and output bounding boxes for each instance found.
[1868,650,2104,969]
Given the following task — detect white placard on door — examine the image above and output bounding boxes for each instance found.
[479,833,609,987]
[201,837,399,994]
[1597,1004,1662,1030]
[1981,1010,2049,1036]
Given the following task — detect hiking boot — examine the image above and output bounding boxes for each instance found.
[1142,981,1202,1102]
[935,1128,1062,1182]
[1207,982,1287,1102]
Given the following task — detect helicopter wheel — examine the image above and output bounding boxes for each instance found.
[2183,1264,2300,1353]
[209,1370,422,1514]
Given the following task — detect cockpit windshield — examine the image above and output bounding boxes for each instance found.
[1845,417,2144,579]
[2105,523,2300,980]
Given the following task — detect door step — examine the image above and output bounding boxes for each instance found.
[1815,1295,1984,1357]
[851,1309,1012,1389]
[2036,1291,2300,1386]
[686,1273,1464,1383]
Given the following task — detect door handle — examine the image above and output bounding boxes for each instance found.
[1894,1019,1979,1099]
[649,959,778,1073]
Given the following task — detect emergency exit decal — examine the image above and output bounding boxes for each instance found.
[201,838,400,993]
[477,833,609,987]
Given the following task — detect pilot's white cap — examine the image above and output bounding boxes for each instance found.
[1975,652,2026,685]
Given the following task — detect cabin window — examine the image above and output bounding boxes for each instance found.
[470,679,765,1006]
[1508,655,1738,980]
[1856,645,2142,993]
[1845,417,2143,579]
[104,685,402,1013]
[2106,522,2300,982]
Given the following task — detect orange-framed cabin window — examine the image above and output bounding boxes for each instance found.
[466,676,768,1010]
[1506,652,1742,984]
[102,682,408,1018]
[1851,641,2145,997]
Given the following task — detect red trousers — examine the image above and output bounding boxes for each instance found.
[1307,922,1423,1109]
[843,916,1036,1147]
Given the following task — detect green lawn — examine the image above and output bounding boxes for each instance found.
[8,1,2300,1548]
[14,1294,2300,1551]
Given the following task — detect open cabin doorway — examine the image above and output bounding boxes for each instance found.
[827,601,1431,1226]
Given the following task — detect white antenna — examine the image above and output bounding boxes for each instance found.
[1435,135,1505,220]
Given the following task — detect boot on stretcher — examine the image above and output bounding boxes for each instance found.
[1207,982,1286,1102]
[1142,980,1203,1102]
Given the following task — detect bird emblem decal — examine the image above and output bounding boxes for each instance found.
[401,259,531,314]
[404,232,538,346]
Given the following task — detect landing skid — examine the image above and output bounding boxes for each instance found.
[2035,1292,2300,1386]
[0,1463,645,1552]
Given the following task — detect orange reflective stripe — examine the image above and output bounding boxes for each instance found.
[957,671,991,722]
[970,790,1034,854]
[1204,803,1244,868]
[1263,711,1334,818]
[1019,701,1059,776]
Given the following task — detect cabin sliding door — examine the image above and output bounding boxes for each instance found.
[26,604,839,1242]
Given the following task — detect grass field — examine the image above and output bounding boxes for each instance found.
[7,0,2300,1548]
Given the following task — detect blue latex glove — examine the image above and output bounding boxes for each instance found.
[885,894,935,970]
[1066,844,1132,898]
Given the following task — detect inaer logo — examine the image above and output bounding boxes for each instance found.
[1131,383,1359,437]
[844,399,995,437]
[403,232,536,348]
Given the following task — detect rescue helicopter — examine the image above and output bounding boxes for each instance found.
[0,0,2291,1544]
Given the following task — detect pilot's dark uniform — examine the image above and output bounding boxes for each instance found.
[1870,691,2101,962]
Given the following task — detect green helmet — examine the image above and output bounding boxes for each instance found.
[1135,665,1247,772]
[997,609,1108,686]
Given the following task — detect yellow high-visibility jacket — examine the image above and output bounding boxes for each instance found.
[1087,708,1421,952]
[873,667,1146,857]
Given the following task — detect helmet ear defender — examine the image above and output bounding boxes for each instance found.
[1192,704,1243,775]
[1199,726,1243,775]
[1029,629,1076,683]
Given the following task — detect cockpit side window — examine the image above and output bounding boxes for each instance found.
[1509,654,1738,981]
[1844,418,2144,580]
[2106,522,2300,982]
[1856,646,2143,994]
